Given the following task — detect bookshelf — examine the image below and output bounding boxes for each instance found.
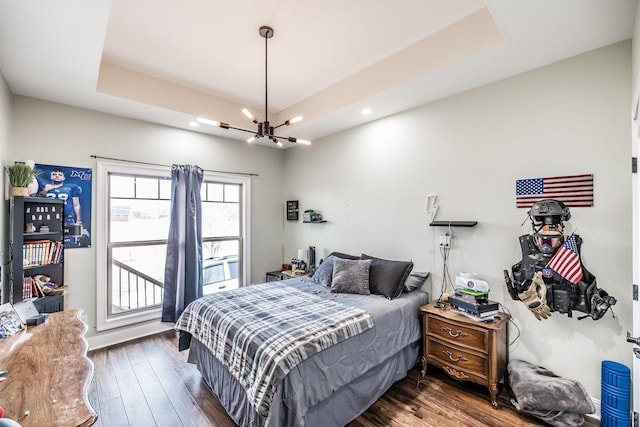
[10,196,65,312]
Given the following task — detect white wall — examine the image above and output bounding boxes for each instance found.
[0,72,13,303]
[10,97,285,340]
[284,41,632,399]
[633,0,640,95]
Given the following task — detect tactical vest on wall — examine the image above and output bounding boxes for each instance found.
[505,233,614,320]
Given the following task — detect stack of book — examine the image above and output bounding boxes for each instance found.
[448,291,499,320]
[23,240,63,267]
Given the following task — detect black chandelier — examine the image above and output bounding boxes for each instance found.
[197,26,310,147]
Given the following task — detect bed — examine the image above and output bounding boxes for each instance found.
[176,253,429,427]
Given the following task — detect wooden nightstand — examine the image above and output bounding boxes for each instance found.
[420,302,509,409]
[280,269,307,279]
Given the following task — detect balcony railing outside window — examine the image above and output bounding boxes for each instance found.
[107,173,242,319]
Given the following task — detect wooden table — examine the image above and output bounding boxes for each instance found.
[281,269,308,279]
[420,302,509,409]
[0,309,97,426]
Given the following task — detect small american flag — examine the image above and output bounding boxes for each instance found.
[547,233,583,284]
[516,174,593,208]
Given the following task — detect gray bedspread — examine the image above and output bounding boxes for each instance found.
[175,282,374,416]
[184,276,428,426]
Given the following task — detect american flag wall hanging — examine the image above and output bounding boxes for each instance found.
[515,174,594,208]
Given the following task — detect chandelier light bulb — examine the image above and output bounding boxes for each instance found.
[242,108,257,123]
[196,117,220,127]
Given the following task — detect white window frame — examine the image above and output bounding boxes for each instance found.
[96,161,251,332]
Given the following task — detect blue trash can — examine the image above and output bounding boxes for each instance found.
[601,360,631,427]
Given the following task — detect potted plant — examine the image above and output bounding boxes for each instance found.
[6,161,39,197]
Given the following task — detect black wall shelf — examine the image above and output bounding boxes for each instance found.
[429,221,477,227]
[303,220,327,224]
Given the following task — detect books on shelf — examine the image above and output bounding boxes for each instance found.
[21,274,65,298]
[22,276,32,300]
[22,275,44,298]
[22,240,63,267]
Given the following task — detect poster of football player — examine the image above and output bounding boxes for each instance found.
[35,163,92,248]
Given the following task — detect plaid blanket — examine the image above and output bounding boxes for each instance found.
[175,283,374,417]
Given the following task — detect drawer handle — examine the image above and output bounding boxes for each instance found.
[443,327,467,338]
[443,350,467,362]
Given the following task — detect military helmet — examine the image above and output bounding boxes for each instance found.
[528,199,571,226]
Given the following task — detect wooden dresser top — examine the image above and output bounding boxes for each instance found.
[0,309,97,427]
[420,302,509,330]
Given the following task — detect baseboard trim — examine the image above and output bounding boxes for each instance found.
[590,397,601,422]
[86,321,173,351]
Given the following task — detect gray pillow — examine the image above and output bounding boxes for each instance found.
[360,254,413,299]
[330,258,372,295]
[508,359,595,415]
[326,251,360,261]
[311,256,335,287]
[311,252,360,287]
[403,271,430,292]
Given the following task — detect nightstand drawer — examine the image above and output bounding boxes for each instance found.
[427,316,488,352]
[427,336,488,378]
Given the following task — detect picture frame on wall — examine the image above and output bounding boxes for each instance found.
[287,200,299,221]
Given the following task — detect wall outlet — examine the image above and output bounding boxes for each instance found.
[439,233,451,248]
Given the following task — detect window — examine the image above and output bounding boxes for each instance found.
[96,162,251,331]
[201,181,243,295]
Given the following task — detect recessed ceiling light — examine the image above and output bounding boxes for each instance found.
[190,121,200,127]
[361,108,372,115]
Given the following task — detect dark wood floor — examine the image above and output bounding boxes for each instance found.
[88,331,599,427]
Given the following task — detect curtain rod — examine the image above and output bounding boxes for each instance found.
[90,155,259,177]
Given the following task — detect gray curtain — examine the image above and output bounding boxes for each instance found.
[162,164,204,323]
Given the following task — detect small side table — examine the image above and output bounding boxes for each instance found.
[420,302,509,409]
[266,271,285,282]
[281,270,308,279]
